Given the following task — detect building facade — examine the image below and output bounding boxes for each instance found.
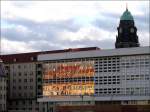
[0,59,7,112]
[1,53,46,112]
[1,47,150,112]
[37,46,150,112]
[1,47,98,112]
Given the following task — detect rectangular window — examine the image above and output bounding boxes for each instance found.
[18,72,21,76]
[24,79,27,82]
[30,79,33,82]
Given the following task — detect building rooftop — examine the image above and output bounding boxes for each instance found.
[1,47,100,63]
[38,46,150,61]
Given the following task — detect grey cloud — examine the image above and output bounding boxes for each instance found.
[135,15,149,33]
[92,18,118,32]
[92,11,149,34]
[1,2,149,54]
[8,37,115,54]
[1,17,81,42]
[1,17,83,53]
[28,41,63,52]
[4,17,80,32]
[55,37,115,50]
[134,5,149,32]
[101,12,121,20]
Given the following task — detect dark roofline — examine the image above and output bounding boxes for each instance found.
[1,47,100,63]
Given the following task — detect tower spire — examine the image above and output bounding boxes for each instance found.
[126,3,128,11]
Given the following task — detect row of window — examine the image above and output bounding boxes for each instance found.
[95,69,120,73]
[12,72,34,76]
[95,81,120,85]
[0,85,7,90]
[13,86,33,90]
[94,56,149,73]
[13,78,34,83]
[125,75,150,80]
[94,57,120,62]
[95,92,150,96]
[122,100,150,105]
[95,87,150,95]
[0,104,6,111]
[121,65,149,68]
[8,100,45,111]
[95,75,149,81]
[0,78,7,82]
[95,76,120,79]
[121,59,150,63]
[12,92,34,97]
[9,100,39,105]
[95,76,120,85]
[9,107,40,111]
[0,94,6,100]
[8,63,35,69]
[43,77,94,83]
[95,66,149,72]
[95,88,120,95]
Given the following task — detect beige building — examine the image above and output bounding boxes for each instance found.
[2,53,45,112]
[1,47,98,112]
[0,59,7,112]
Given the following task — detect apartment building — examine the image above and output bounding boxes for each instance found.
[0,59,7,112]
[1,53,45,112]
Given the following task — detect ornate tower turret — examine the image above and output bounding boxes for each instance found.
[115,7,140,48]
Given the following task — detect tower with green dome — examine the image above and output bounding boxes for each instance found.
[115,7,140,48]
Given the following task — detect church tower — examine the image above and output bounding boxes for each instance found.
[115,7,140,48]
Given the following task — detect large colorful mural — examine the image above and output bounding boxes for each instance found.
[42,61,95,96]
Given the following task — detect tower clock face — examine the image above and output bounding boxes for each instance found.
[119,28,122,33]
[130,28,134,33]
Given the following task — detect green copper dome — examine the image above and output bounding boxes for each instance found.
[120,9,134,20]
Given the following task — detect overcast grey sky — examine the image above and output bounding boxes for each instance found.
[1,1,149,54]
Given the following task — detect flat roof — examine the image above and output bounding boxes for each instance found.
[1,47,100,63]
[38,46,150,61]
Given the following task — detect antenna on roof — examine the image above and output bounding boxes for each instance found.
[0,30,2,58]
[126,3,128,11]
[0,36,1,55]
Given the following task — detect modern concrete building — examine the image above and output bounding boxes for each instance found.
[1,47,98,112]
[37,46,150,112]
[0,59,7,112]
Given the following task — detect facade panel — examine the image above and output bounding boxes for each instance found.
[38,47,150,105]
